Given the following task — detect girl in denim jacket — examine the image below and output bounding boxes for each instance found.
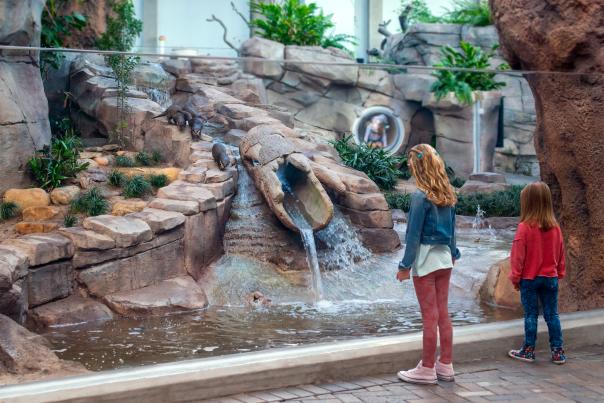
[396,144,460,385]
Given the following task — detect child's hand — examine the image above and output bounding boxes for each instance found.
[396,270,410,282]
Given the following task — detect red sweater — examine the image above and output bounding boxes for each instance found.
[509,222,566,285]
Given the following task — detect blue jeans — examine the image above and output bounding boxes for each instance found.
[520,276,563,349]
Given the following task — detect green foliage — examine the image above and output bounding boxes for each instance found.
[449,176,467,188]
[71,188,109,217]
[28,132,89,191]
[0,202,19,221]
[148,174,168,189]
[331,136,404,191]
[135,151,152,166]
[444,0,492,26]
[63,213,77,228]
[122,175,152,199]
[251,0,356,50]
[431,41,508,105]
[455,185,522,217]
[400,0,443,24]
[97,0,143,146]
[108,170,127,187]
[385,186,522,217]
[151,150,163,165]
[114,155,135,167]
[41,0,87,74]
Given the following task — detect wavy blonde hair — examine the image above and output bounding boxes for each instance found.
[408,144,457,207]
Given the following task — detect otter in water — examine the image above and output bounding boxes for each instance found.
[211,142,231,171]
[245,291,272,307]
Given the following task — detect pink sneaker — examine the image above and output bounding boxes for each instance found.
[435,358,455,382]
[397,361,437,385]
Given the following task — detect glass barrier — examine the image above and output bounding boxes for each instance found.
[0,44,590,380]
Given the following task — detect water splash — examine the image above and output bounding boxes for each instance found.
[472,204,496,238]
[316,210,370,271]
[137,86,172,109]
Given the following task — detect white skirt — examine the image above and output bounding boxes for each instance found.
[411,244,453,277]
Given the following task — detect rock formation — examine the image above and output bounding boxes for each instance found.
[0,0,51,194]
[490,0,604,310]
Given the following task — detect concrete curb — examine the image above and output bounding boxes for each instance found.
[1,309,603,403]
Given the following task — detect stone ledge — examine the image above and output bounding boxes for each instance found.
[1,310,602,402]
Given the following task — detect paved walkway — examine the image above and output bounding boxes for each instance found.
[213,345,603,403]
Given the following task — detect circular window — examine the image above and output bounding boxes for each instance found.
[351,106,406,155]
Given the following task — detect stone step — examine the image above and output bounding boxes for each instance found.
[29,296,114,328]
[147,198,200,216]
[127,208,185,235]
[82,215,153,248]
[3,233,74,267]
[103,276,208,317]
[157,181,217,212]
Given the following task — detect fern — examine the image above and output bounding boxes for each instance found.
[0,201,19,221]
[122,175,152,199]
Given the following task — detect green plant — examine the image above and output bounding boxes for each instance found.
[148,174,168,189]
[122,175,152,199]
[399,0,443,25]
[385,192,412,212]
[97,0,143,147]
[455,185,522,217]
[108,170,127,187]
[28,132,89,190]
[114,155,135,167]
[151,150,163,164]
[0,202,19,221]
[431,41,508,104]
[71,188,109,217]
[444,0,492,27]
[41,0,87,74]
[135,151,157,167]
[63,213,78,228]
[331,136,404,190]
[251,0,356,50]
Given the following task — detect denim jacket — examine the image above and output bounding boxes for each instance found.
[398,190,461,270]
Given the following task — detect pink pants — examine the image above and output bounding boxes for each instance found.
[412,268,453,368]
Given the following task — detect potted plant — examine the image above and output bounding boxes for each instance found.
[423,41,508,178]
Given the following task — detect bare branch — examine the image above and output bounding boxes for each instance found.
[378,19,393,38]
[231,1,251,28]
[206,15,240,55]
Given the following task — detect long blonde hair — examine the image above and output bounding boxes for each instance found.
[520,181,558,231]
[408,144,457,207]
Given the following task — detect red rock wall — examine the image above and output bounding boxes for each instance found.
[490,0,604,311]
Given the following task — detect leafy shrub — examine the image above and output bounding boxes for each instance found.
[399,0,443,25]
[331,136,404,190]
[28,133,89,191]
[444,0,492,27]
[386,186,521,216]
[63,213,77,228]
[108,170,127,187]
[251,0,355,50]
[151,150,163,165]
[431,41,508,104]
[114,155,135,167]
[41,1,87,73]
[0,202,19,221]
[148,174,169,189]
[71,188,109,217]
[122,175,152,199]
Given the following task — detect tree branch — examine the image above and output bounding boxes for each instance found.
[231,1,251,28]
[206,15,240,55]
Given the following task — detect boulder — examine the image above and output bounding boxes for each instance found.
[29,296,114,328]
[127,208,185,234]
[357,228,401,253]
[3,188,50,210]
[82,215,153,248]
[224,129,247,146]
[157,181,217,212]
[59,227,115,250]
[27,261,74,307]
[0,281,27,324]
[393,73,437,103]
[21,206,59,221]
[161,59,192,76]
[357,69,395,96]
[295,98,361,133]
[111,199,148,216]
[240,37,285,80]
[285,46,358,85]
[459,180,512,195]
[0,314,86,381]
[147,198,200,216]
[3,233,74,266]
[50,185,81,205]
[479,258,521,310]
[15,222,60,235]
[132,62,176,92]
[103,276,208,317]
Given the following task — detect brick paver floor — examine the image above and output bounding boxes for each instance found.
[212,345,604,403]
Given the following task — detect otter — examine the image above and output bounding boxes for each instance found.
[245,291,272,307]
[188,115,206,139]
[211,142,231,171]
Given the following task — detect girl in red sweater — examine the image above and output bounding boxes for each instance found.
[508,182,566,364]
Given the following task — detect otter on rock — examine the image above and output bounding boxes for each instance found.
[211,142,231,171]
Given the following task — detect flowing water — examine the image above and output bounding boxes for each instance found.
[137,87,172,109]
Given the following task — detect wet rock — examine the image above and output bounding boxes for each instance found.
[147,198,200,216]
[357,228,401,253]
[240,37,285,79]
[30,296,114,328]
[127,208,185,234]
[224,129,248,147]
[3,188,50,210]
[58,227,115,250]
[21,206,59,221]
[285,46,358,85]
[103,276,208,317]
[50,185,81,205]
[4,233,74,266]
[78,238,185,297]
[132,62,175,92]
[15,222,60,235]
[0,314,86,380]
[0,281,27,324]
[82,215,153,248]
[339,207,394,229]
[27,261,74,307]
[205,169,235,184]
[480,257,521,310]
[157,181,217,212]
